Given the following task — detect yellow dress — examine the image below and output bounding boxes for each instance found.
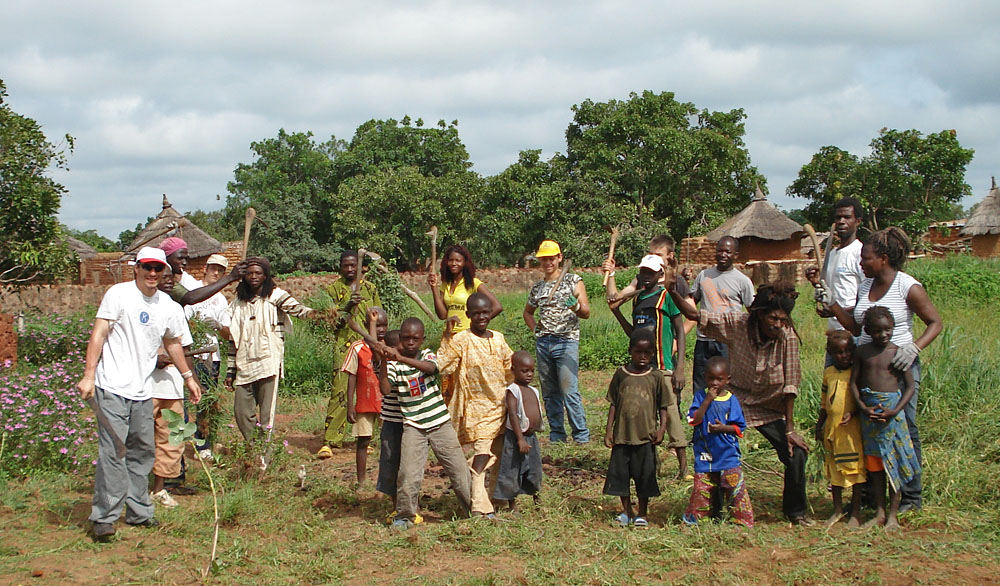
[437,329,513,445]
[821,366,866,488]
[441,277,482,333]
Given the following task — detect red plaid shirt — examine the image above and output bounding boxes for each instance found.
[698,311,801,427]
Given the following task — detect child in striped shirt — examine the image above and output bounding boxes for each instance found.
[380,318,472,529]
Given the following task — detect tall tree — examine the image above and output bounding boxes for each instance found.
[564,90,765,240]
[788,128,974,235]
[225,130,342,272]
[0,80,73,283]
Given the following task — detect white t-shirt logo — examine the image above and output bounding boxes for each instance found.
[139,311,150,324]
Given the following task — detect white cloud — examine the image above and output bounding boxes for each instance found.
[1,0,998,237]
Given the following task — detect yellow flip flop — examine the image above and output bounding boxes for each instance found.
[316,445,333,459]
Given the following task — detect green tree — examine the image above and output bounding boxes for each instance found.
[185,207,240,243]
[225,130,342,272]
[64,227,118,252]
[0,80,73,283]
[788,129,974,235]
[330,166,483,270]
[564,90,765,241]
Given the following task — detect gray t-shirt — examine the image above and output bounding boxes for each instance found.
[528,273,583,340]
[692,267,755,342]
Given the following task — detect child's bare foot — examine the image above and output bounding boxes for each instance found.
[884,517,900,533]
[861,512,885,529]
[846,515,861,529]
[824,511,846,529]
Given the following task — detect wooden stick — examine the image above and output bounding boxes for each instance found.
[426,226,438,273]
[366,254,435,318]
[602,227,620,286]
[544,258,573,306]
[353,248,367,294]
[241,208,256,261]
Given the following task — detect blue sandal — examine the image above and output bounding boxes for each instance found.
[615,513,632,527]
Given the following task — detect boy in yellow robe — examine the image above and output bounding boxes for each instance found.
[437,292,514,517]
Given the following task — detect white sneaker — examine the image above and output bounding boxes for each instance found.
[151,489,179,508]
[197,449,214,462]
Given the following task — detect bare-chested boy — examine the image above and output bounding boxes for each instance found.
[850,306,919,532]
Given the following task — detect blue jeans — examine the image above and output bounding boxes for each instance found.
[692,340,728,392]
[535,335,589,443]
[900,359,922,508]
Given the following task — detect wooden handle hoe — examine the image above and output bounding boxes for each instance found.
[544,258,573,306]
[803,224,823,272]
[426,226,438,273]
[241,207,256,260]
[353,248,367,294]
[602,227,620,287]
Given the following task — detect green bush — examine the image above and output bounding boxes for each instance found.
[907,255,1000,305]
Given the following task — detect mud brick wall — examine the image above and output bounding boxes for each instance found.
[678,237,717,266]
[971,234,1000,258]
[0,313,16,367]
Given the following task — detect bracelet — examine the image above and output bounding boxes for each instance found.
[785,430,795,436]
[180,370,194,380]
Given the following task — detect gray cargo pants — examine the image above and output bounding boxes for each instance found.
[89,387,156,524]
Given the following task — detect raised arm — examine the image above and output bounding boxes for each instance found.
[828,303,861,336]
[668,288,699,322]
[179,262,247,306]
[477,284,504,320]
[427,273,449,320]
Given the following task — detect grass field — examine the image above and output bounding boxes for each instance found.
[2,258,1000,584]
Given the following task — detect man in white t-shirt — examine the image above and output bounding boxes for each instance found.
[77,246,203,542]
[691,236,755,392]
[806,198,864,367]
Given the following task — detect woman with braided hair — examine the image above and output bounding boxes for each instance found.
[826,227,942,513]
[670,279,813,525]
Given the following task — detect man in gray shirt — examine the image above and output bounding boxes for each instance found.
[691,236,755,391]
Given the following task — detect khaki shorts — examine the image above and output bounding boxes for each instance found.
[153,398,184,478]
[352,412,377,438]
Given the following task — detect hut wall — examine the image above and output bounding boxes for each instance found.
[738,237,803,262]
[926,226,965,246]
[79,252,130,286]
[970,234,1000,257]
[0,313,16,367]
[678,237,717,265]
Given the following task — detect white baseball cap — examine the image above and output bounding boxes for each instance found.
[206,253,229,269]
[637,254,664,272]
[135,246,168,266]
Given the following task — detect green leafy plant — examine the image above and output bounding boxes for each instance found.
[164,408,221,578]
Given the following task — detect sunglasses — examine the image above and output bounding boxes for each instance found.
[138,262,166,273]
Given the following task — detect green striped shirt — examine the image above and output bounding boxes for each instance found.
[387,349,450,430]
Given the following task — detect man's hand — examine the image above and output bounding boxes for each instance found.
[77,376,96,400]
[228,261,248,282]
[786,430,809,458]
[348,292,363,308]
[601,259,615,275]
[804,266,821,286]
[518,438,531,454]
[563,295,579,310]
[671,370,685,394]
[185,377,203,405]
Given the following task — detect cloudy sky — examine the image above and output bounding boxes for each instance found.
[3,1,999,239]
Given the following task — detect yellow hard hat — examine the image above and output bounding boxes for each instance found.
[535,240,561,258]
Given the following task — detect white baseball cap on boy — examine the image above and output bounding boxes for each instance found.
[637,254,664,272]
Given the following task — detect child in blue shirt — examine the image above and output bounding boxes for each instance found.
[683,356,754,527]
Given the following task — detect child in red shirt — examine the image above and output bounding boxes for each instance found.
[344,307,389,484]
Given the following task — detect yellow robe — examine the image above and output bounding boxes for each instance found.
[821,366,866,488]
[437,329,513,445]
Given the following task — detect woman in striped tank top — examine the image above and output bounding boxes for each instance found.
[827,227,942,513]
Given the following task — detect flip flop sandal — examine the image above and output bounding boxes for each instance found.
[615,513,632,527]
[316,445,333,459]
[633,517,649,528]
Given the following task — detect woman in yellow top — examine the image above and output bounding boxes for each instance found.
[427,245,503,330]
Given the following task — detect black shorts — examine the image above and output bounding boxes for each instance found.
[603,443,660,498]
[376,420,403,497]
[493,429,543,500]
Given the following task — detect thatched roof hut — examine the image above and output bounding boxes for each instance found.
[63,235,98,260]
[126,195,223,277]
[961,178,1000,257]
[705,185,805,262]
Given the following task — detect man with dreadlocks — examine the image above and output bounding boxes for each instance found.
[670,279,812,525]
[225,257,316,460]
